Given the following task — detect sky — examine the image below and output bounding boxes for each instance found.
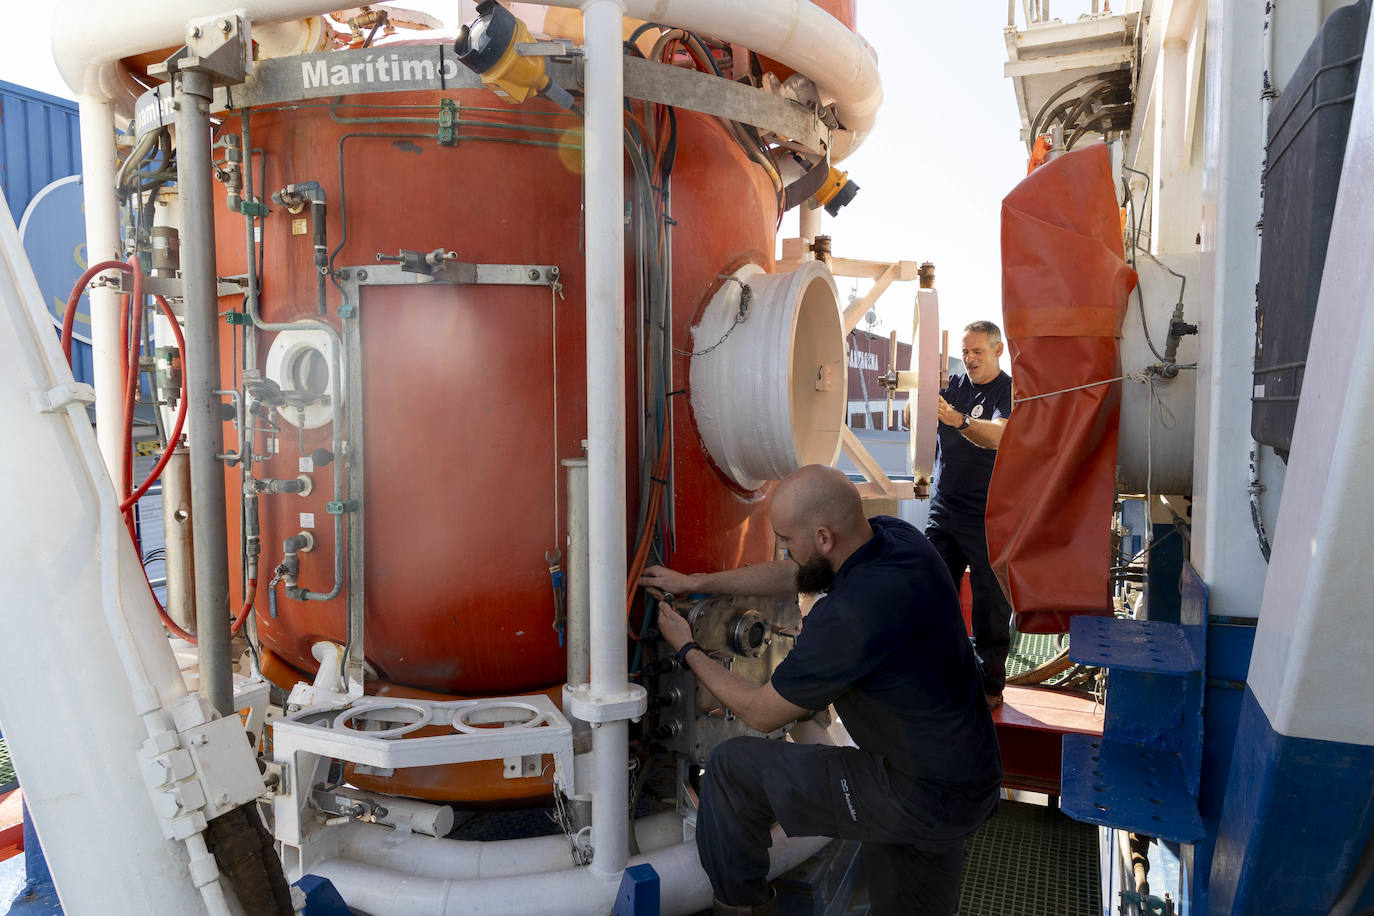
[0,1,1099,356]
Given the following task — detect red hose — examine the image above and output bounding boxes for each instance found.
[60,259,132,365]
[61,258,199,644]
[119,258,144,545]
[231,578,257,636]
[120,295,187,511]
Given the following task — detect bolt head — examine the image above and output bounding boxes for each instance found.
[220,19,232,33]
[357,270,368,281]
[529,269,540,281]
[190,26,202,38]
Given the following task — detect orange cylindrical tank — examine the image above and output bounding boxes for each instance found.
[214,87,780,761]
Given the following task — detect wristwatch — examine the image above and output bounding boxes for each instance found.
[958,412,972,430]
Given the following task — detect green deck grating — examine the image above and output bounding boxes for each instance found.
[1005,624,1080,687]
[957,800,1101,916]
[0,737,13,789]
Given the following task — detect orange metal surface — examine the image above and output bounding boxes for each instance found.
[215,89,779,721]
[0,788,22,862]
[993,686,1104,794]
[985,144,1136,634]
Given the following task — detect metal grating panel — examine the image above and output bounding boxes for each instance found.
[1006,629,1064,680]
[820,800,1102,915]
[0,737,13,789]
[958,801,1101,916]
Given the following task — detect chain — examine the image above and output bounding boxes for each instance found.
[673,277,752,357]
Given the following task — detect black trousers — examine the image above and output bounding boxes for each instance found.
[926,514,1013,696]
[697,737,981,915]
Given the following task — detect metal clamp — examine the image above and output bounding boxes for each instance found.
[33,381,96,414]
[565,682,649,724]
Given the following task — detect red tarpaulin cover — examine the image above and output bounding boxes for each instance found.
[985,144,1137,633]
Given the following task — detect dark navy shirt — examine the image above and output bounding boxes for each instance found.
[771,517,1002,789]
[930,371,1013,520]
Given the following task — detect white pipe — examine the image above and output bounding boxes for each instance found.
[544,0,880,161]
[53,0,880,161]
[51,1,340,116]
[77,97,127,482]
[798,206,822,243]
[313,826,827,916]
[564,458,591,686]
[331,790,456,839]
[582,0,633,883]
[335,812,687,881]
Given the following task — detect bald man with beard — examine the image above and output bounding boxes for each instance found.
[642,465,1001,916]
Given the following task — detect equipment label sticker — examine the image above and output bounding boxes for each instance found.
[299,456,314,472]
[300,512,315,529]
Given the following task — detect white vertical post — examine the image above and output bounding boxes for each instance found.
[77,97,126,482]
[1192,0,1272,618]
[582,0,631,881]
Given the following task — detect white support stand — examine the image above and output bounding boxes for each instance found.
[272,694,574,873]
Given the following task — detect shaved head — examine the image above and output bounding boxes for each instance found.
[771,465,870,545]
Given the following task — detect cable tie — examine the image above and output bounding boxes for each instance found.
[650,475,669,485]
[667,388,687,397]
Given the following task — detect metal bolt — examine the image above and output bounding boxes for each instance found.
[190,26,202,38]
[528,269,541,281]
[220,19,232,34]
[357,270,368,281]
[337,270,350,280]
[549,266,559,278]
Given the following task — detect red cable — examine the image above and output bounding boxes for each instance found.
[60,260,132,365]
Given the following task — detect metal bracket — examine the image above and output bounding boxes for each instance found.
[565,682,649,724]
[515,40,581,61]
[197,46,829,156]
[438,98,458,147]
[107,272,247,302]
[622,55,829,154]
[33,381,96,414]
[325,500,358,515]
[335,260,562,306]
[147,14,251,87]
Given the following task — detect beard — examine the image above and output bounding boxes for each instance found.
[795,555,835,594]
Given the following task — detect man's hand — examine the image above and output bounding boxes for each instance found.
[640,565,696,600]
[656,600,693,651]
[937,396,964,427]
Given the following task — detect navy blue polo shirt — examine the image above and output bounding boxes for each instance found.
[771,517,1001,788]
[930,371,1013,519]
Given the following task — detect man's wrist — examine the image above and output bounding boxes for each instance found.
[957,412,971,430]
[675,641,703,667]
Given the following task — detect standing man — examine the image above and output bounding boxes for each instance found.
[642,465,1001,915]
[928,320,1014,706]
